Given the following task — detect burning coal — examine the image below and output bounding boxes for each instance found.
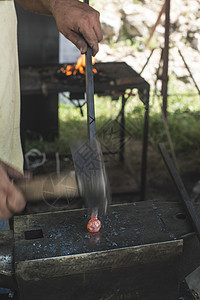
[60,55,97,76]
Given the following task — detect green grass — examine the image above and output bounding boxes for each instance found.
[25,76,200,156]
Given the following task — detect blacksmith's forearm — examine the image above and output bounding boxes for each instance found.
[15,0,102,57]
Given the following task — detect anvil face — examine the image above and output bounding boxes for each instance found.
[11,200,200,300]
[14,201,190,262]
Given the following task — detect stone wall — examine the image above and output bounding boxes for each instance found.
[93,0,200,89]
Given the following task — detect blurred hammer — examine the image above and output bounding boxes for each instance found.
[16,138,110,216]
[15,171,79,202]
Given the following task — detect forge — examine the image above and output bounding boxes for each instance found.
[20,61,150,96]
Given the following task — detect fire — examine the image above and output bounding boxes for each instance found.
[60,55,97,76]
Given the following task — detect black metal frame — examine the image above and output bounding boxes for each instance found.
[116,87,150,201]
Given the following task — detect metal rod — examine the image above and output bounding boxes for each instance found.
[84,0,96,142]
[159,142,200,242]
[119,95,126,163]
[140,48,155,75]
[178,48,200,95]
[85,48,96,142]
[161,110,179,172]
[161,0,170,119]
[140,86,150,201]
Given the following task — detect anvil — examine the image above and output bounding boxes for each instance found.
[1,200,200,300]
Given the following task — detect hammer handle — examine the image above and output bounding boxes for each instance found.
[15,172,79,202]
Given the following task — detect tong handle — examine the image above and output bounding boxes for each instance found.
[84,0,96,143]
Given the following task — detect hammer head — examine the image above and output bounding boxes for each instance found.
[70,139,111,216]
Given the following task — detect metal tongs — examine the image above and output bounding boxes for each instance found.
[71,0,110,218]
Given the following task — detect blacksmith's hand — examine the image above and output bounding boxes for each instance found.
[0,163,26,219]
[50,0,103,56]
[16,0,103,56]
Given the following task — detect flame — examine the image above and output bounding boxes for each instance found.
[60,55,97,76]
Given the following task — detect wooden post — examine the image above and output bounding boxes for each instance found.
[146,2,166,48]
